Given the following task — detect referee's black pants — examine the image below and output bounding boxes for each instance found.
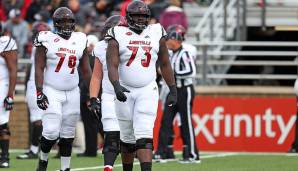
[157,85,199,159]
[80,102,99,156]
[156,100,176,158]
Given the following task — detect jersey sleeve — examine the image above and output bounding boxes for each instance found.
[79,32,88,50]
[0,36,17,53]
[105,27,116,41]
[92,41,106,63]
[155,23,167,40]
[33,31,49,48]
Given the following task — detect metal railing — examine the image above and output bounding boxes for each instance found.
[194,0,248,85]
[193,41,298,85]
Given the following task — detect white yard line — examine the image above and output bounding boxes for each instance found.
[62,153,238,171]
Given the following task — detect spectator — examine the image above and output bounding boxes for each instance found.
[68,0,84,26]
[34,11,51,23]
[4,9,29,58]
[95,0,121,17]
[1,0,24,17]
[147,0,169,22]
[79,0,93,5]
[159,0,188,31]
[119,0,131,16]
[25,0,50,23]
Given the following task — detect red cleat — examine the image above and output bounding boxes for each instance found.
[104,166,113,171]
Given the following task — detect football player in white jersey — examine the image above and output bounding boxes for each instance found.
[105,1,177,171]
[34,7,92,171]
[0,22,18,168]
[17,22,51,160]
[89,15,127,171]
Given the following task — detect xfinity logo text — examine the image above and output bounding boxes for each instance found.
[192,106,296,144]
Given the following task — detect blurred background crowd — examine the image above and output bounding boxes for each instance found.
[0,0,212,61]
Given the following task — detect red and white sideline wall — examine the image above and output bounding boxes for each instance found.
[153,87,296,152]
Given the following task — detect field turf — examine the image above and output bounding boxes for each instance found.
[5,151,298,171]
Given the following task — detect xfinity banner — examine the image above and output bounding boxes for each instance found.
[153,97,297,152]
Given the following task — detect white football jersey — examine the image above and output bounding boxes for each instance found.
[93,40,114,94]
[29,47,36,81]
[35,31,87,90]
[106,23,166,88]
[0,36,17,80]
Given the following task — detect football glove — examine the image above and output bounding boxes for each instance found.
[112,80,130,102]
[166,85,177,106]
[3,96,14,111]
[36,90,49,110]
[89,97,101,120]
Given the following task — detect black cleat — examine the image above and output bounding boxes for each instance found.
[153,153,168,163]
[36,159,48,171]
[0,158,9,168]
[60,168,70,171]
[17,151,38,159]
[178,158,201,164]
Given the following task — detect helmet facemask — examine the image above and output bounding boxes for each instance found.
[126,13,150,32]
[126,0,151,33]
[54,18,75,38]
[53,7,76,39]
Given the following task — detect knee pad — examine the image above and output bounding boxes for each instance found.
[58,138,74,157]
[120,140,136,153]
[103,131,120,154]
[40,136,57,153]
[0,124,10,136]
[136,138,153,150]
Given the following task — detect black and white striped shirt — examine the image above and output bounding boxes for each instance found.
[171,46,196,88]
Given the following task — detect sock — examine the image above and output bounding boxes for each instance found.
[140,162,152,171]
[123,163,133,171]
[40,151,49,161]
[61,156,71,170]
[104,152,118,166]
[0,140,9,158]
[30,145,39,154]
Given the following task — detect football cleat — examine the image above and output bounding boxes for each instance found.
[17,151,38,159]
[0,158,9,168]
[36,159,48,171]
[104,166,113,171]
[178,158,201,164]
[60,168,70,171]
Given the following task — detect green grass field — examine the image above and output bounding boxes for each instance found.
[5,151,298,171]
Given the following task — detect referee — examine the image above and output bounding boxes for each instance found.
[155,30,199,163]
